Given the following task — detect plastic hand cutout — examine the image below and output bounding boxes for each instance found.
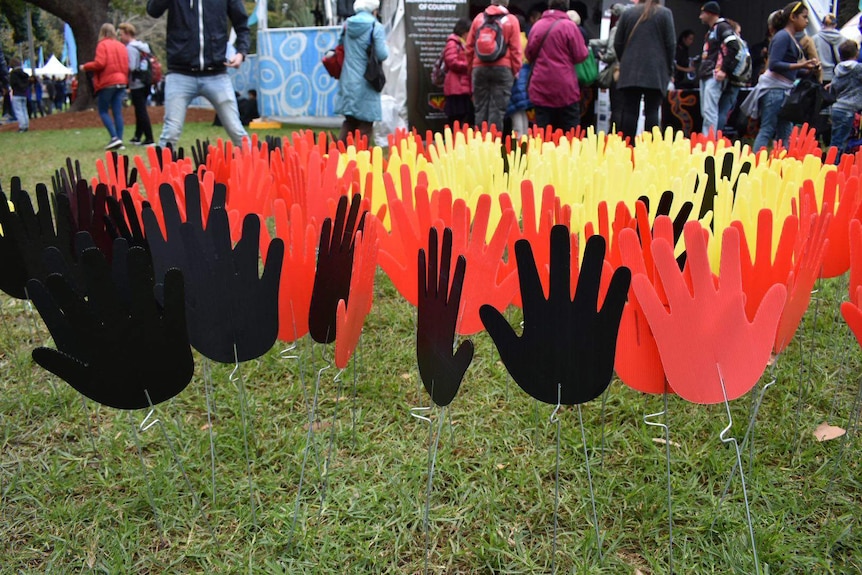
[335,223,379,369]
[449,194,517,335]
[628,221,785,404]
[0,188,30,300]
[67,180,114,257]
[191,138,211,169]
[616,212,678,394]
[309,193,367,344]
[273,200,316,343]
[840,220,862,348]
[695,152,751,222]
[105,189,149,251]
[51,157,83,198]
[638,190,693,268]
[418,228,474,407]
[29,239,194,410]
[0,179,75,297]
[144,174,282,363]
[143,173,227,283]
[480,226,631,405]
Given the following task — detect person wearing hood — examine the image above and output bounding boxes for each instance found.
[335,0,389,143]
[829,40,862,158]
[814,14,843,83]
[118,22,155,146]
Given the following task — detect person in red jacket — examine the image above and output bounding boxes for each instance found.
[443,18,474,128]
[465,0,522,132]
[82,23,130,150]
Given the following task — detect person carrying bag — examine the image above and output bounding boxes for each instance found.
[334,0,389,143]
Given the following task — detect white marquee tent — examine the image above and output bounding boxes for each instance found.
[35,55,74,78]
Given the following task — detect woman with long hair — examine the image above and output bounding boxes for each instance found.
[81,23,129,150]
[750,2,819,152]
[613,0,675,140]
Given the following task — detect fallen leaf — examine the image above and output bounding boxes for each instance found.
[813,422,845,442]
[496,463,507,470]
[652,437,682,448]
[401,373,412,380]
[200,423,211,431]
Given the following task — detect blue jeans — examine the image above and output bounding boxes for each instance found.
[830,107,856,158]
[700,76,725,135]
[160,72,248,148]
[716,85,741,133]
[11,95,28,130]
[97,85,125,140]
[753,88,792,153]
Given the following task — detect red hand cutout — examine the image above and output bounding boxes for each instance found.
[273,199,317,343]
[629,221,785,404]
[335,224,379,369]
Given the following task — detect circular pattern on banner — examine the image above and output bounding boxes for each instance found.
[258,56,285,96]
[279,34,308,62]
[282,71,312,115]
[316,30,339,52]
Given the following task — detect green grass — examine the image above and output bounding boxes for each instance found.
[1,127,861,573]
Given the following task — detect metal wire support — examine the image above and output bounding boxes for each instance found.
[644,385,673,574]
[411,403,445,575]
[128,411,165,541]
[578,402,603,563]
[286,358,329,549]
[202,359,218,506]
[550,385,562,575]
[319,368,346,514]
[716,369,761,575]
[711,379,775,528]
[142,390,219,550]
[230,346,257,528]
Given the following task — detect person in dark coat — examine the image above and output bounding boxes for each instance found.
[613,0,675,140]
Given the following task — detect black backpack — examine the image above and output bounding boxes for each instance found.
[475,12,508,63]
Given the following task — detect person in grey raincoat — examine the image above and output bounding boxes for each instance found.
[335,0,389,143]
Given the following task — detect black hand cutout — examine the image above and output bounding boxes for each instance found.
[637,190,693,269]
[308,193,367,344]
[105,189,149,252]
[51,157,83,198]
[480,227,631,405]
[143,174,283,363]
[191,138,211,169]
[29,238,194,410]
[696,152,752,222]
[0,178,76,298]
[417,227,474,407]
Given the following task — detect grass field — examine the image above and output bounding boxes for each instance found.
[1,124,861,574]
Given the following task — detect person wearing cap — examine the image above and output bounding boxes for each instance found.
[146,0,250,148]
[334,0,389,143]
[465,0,522,132]
[697,1,740,135]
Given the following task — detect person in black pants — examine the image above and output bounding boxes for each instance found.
[118,22,155,145]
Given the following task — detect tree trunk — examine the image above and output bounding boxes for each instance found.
[27,0,110,110]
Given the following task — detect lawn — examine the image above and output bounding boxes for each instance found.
[0,124,861,574]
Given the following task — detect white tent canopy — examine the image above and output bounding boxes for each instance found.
[35,55,73,78]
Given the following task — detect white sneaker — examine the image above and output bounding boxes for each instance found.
[105,138,123,151]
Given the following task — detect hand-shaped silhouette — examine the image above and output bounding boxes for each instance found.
[480,226,631,405]
[695,151,751,222]
[105,189,149,251]
[29,238,194,409]
[626,221,785,404]
[335,224,379,369]
[0,189,30,300]
[143,174,283,363]
[615,211,677,394]
[309,193,367,344]
[273,199,316,342]
[449,195,517,335]
[418,227,474,407]
[0,179,75,297]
